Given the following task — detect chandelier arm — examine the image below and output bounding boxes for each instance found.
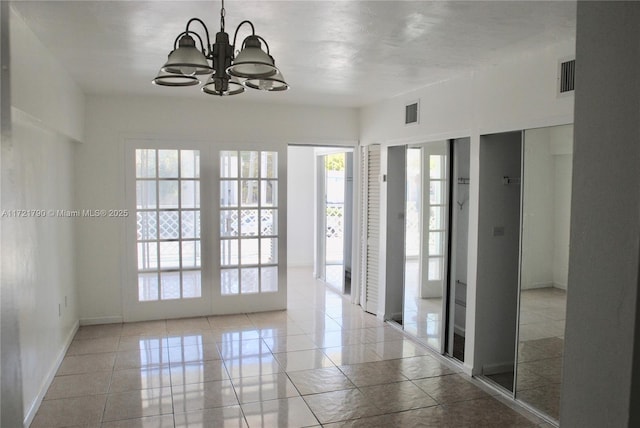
[186,18,212,54]
[232,20,255,50]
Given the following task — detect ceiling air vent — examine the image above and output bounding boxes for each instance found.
[405,101,419,125]
[559,58,575,94]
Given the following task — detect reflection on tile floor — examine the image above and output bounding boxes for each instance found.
[516,287,566,421]
[33,268,549,427]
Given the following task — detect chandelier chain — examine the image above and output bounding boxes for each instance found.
[220,0,226,32]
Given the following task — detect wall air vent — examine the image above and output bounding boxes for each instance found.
[405,101,419,125]
[559,58,575,94]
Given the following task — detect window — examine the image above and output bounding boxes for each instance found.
[135,149,201,301]
[427,154,447,281]
[220,151,279,294]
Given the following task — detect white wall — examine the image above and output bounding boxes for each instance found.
[7,7,84,426]
[287,146,315,267]
[521,124,573,290]
[521,128,555,289]
[475,132,522,376]
[77,95,358,324]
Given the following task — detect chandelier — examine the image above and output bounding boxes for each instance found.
[152,0,288,96]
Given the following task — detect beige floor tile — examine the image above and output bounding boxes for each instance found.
[166,317,212,333]
[212,328,262,344]
[101,414,175,428]
[66,336,120,355]
[114,347,170,370]
[231,373,299,403]
[117,335,168,352]
[372,339,430,360]
[103,387,173,422]
[242,396,319,428]
[301,388,375,424]
[288,366,356,395]
[442,397,538,427]
[121,320,168,337]
[224,354,284,379]
[169,361,230,385]
[412,373,491,404]
[274,349,334,372]
[208,314,255,329]
[359,380,438,414]
[74,324,123,340]
[338,360,408,387]
[388,355,458,379]
[109,367,172,393]
[323,343,382,365]
[166,332,217,348]
[174,405,248,428]
[168,343,221,363]
[45,372,111,400]
[172,380,238,412]
[57,352,116,375]
[217,338,271,359]
[264,334,318,353]
[30,395,107,428]
[323,405,451,428]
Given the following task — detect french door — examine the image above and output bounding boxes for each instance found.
[124,140,286,321]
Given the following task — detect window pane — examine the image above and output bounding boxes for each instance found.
[240,239,259,264]
[221,239,239,266]
[160,271,181,300]
[137,211,157,240]
[181,180,199,208]
[136,149,156,178]
[260,238,277,264]
[428,257,442,281]
[429,180,443,204]
[429,155,443,179]
[221,181,238,207]
[428,231,444,256]
[138,273,159,301]
[240,210,258,236]
[429,206,444,230]
[158,150,179,178]
[182,241,200,268]
[138,242,158,270]
[182,271,201,298]
[241,151,259,178]
[261,181,277,207]
[158,181,179,209]
[260,209,277,236]
[159,241,180,269]
[221,269,239,295]
[220,151,238,178]
[241,268,259,294]
[261,267,278,292]
[180,150,199,178]
[181,211,197,239]
[261,152,277,178]
[136,181,157,209]
[220,210,238,237]
[159,211,180,239]
[241,181,259,206]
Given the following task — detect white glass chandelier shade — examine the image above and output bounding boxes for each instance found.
[162,35,213,76]
[244,69,289,91]
[226,35,278,78]
[202,75,245,96]
[152,69,201,86]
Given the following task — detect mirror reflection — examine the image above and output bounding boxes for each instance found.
[403,141,449,351]
[516,124,572,420]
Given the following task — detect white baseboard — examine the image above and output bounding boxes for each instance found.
[553,282,567,290]
[521,281,553,290]
[79,315,123,326]
[23,320,79,428]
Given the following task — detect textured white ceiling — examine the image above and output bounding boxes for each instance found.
[12,1,576,107]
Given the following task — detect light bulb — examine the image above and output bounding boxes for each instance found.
[259,80,274,91]
[180,66,197,76]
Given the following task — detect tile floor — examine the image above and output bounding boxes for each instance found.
[516,287,566,421]
[32,268,551,427]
